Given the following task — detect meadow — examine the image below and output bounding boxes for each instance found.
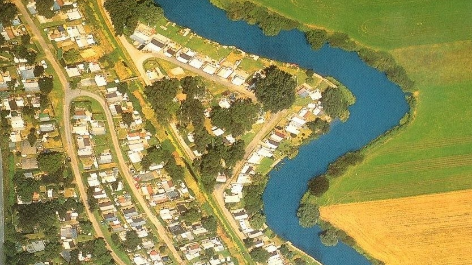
[209,0,472,263]
[213,0,472,49]
[320,189,472,265]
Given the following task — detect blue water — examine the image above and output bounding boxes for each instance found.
[153,0,409,264]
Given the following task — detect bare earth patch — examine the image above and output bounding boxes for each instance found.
[320,189,472,265]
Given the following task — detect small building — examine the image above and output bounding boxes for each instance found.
[25,241,46,253]
[94,75,107,87]
[202,64,218,75]
[146,38,166,53]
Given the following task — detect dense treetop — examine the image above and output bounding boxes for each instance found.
[211,99,259,136]
[104,0,163,35]
[254,66,296,112]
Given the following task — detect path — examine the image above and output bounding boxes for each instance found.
[212,110,287,241]
[14,1,126,264]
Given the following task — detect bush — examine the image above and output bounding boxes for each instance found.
[319,228,339,246]
[305,29,328,50]
[308,175,329,197]
[326,151,364,177]
[297,203,320,228]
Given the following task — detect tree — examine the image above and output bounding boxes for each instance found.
[279,244,294,259]
[201,174,216,192]
[121,112,133,127]
[319,228,339,246]
[141,146,171,170]
[0,0,17,26]
[328,32,357,51]
[223,140,245,167]
[21,34,31,45]
[124,230,142,250]
[211,99,259,136]
[4,240,17,259]
[294,258,307,265]
[249,247,270,263]
[201,216,217,233]
[327,151,364,177]
[297,203,320,228]
[243,184,265,215]
[33,65,45,77]
[144,78,180,122]
[104,0,138,35]
[38,76,54,95]
[79,220,93,234]
[27,128,37,146]
[193,127,212,153]
[308,175,329,197]
[136,0,164,26]
[254,66,296,112]
[117,81,129,94]
[38,151,64,173]
[63,49,80,63]
[181,207,201,224]
[181,76,205,98]
[321,87,351,120]
[248,212,266,230]
[307,118,330,135]
[179,97,205,128]
[111,233,121,246]
[36,0,55,19]
[305,29,328,50]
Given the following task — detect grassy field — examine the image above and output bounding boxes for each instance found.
[320,189,472,265]
[214,0,472,49]
[211,1,472,263]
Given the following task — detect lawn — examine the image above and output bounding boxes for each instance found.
[214,0,472,49]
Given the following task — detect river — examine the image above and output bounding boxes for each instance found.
[153,0,409,264]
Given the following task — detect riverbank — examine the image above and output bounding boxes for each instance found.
[152,0,407,264]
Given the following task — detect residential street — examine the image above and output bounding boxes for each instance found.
[64,90,185,264]
[14,1,126,264]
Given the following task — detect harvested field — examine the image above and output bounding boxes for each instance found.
[320,189,472,265]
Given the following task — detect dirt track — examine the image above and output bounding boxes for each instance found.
[320,189,472,265]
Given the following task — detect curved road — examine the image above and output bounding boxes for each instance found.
[14,1,129,264]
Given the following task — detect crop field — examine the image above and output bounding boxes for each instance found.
[214,0,472,49]
[320,189,472,265]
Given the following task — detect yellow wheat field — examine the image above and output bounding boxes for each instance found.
[320,189,472,265]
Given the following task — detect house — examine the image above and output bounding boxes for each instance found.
[39,123,55,133]
[145,38,166,53]
[159,209,173,220]
[285,125,300,135]
[21,157,38,170]
[224,193,240,204]
[60,225,78,240]
[72,122,88,135]
[122,206,138,218]
[217,67,233,79]
[90,121,106,135]
[65,67,81,77]
[103,212,118,222]
[256,147,273,158]
[176,52,192,64]
[182,242,201,260]
[25,240,46,253]
[97,151,112,164]
[88,62,101,73]
[10,116,25,131]
[21,140,37,156]
[87,173,100,187]
[231,75,246,86]
[310,89,322,100]
[189,58,204,69]
[129,216,146,227]
[128,151,142,163]
[130,31,151,46]
[270,131,285,142]
[168,223,185,236]
[19,68,35,81]
[9,131,22,143]
[23,81,40,93]
[39,113,50,122]
[98,200,115,212]
[202,63,218,75]
[265,139,280,150]
[66,9,82,20]
[94,75,107,87]
[99,170,117,183]
[232,210,248,220]
[109,104,124,116]
[105,91,122,104]
[164,47,177,57]
[247,153,263,164]
[92,187,107,199]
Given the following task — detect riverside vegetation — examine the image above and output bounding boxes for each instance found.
[211,0,472,264]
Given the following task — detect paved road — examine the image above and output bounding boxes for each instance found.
[15,1,128,264]
[0,147,4,264]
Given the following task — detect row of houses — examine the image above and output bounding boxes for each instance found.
[131,25,248,86]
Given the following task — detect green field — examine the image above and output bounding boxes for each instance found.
[214,0,472,49]
[211,0,472,204]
